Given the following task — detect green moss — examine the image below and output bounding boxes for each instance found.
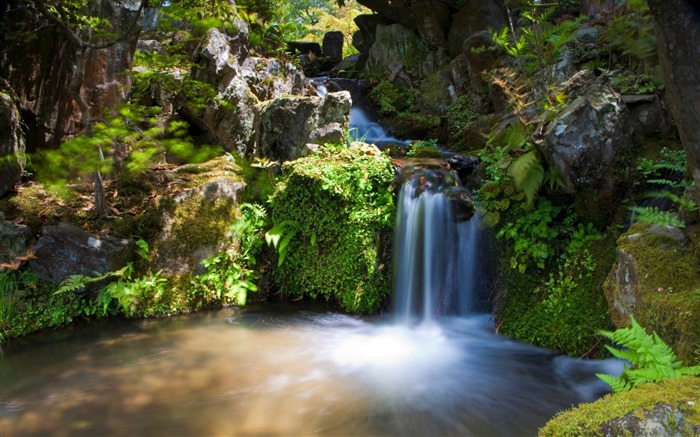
[497,234,616,357]
[605,222,700,364]
[540,377,700,436]
[270,144,395,313]
[368,80,414,117]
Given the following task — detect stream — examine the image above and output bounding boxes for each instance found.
[0,79,623,436]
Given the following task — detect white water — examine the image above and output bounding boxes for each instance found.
[393,167,481,323]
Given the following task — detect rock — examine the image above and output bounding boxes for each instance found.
[443,186,475,221]
[0,89,25,198]
[446,154,480,184]
[322,31,345,64]
[329,53,364,77]
[202,75,260,156]
[136,39,163,54]
[411,0,450,49]
[447,0,506,58]
[536,70,631,195]
[194,28,240,89]
[28,223,133,284]
[416,70,454,117]
[254,91,352,163]
[463,30,501,92]
[622,94,671,137]
[603,222,700,364]
[0,212,31,267]
[367,23,449,81]
[541,377,700,436]
[353,14,386,53]
[150,160,246,277]
[287,41,322,57]
[1,0,142,149]
[240,57,307,101]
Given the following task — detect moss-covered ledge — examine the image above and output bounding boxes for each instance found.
[603,222,700,365]
[540,376,700,436]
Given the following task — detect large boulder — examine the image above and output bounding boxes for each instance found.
[150,158,246,277]
[322,31,345,64]
[0,89,25,198]
[240,57,307,101]
[367,24,449,82]
[1,0,142,149]
[535,70,631,206]
[603,222,700,364]
[446,0,506,57]
[254,91,352,163]
[28,223,133,283]
[411,0,450,49]
[541,377,700,436]
[0,212,31,267]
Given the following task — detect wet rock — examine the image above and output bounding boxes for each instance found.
[29,223,133,283]
[0,89,25,198]
[446,154,480,184]
[443,186,475,221]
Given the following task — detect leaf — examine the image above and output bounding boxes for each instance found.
[508,151,544,206]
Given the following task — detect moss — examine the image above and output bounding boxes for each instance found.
[540,377,700,436]
[270,143,395,314]
[497,234,617,357]
[605,222,700,365]
[368,80,414,117]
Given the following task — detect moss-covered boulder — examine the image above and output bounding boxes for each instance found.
[269,143,396,313]
[603,222,700,365]
[150,157,245,277]
[540,377,700,436]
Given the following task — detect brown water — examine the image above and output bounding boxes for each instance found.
[0,304,621,436]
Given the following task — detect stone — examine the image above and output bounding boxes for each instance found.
[622,94,671,137]
[150,171,246,277]
[0,89,25,198]
[254,91,352,163]
[136,39,164,54]
[367,24,449,81]
[463,30,500,91]
[443,186,475,221]
[322,31,345,64]
[416,70,454,117]
[447,0,506,58]
[0,212,31,267]
[240,57,307,101]
[353,14,387,53]
[536,70,631,194]
[287,41,322,57]
[28,223,133,284]
[2,0,142,149]
[411,0,450,49]
[194,28,240,89]
[603,222,700,364]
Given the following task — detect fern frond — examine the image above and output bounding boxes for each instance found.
[508,151,544,206]
[55,275,93,294]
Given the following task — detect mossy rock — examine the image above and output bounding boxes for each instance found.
[540,376,700,436]
[270,143,395,314]
[603,222,700,365]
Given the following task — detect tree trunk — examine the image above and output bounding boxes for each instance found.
[647,0,700,202]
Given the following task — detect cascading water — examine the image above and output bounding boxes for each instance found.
[393,165,481,323]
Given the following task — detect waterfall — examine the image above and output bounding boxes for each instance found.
[392,166,481,324]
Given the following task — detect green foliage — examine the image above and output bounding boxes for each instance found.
[368,80,415,117]
[406,139,442,159]
[193,203,267,306]
[98,265,168,317]
[508,151,544,206]
[268,144,395,313]
[596,316,700,393]
[629,206,687,228]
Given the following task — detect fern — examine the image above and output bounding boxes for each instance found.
[629,206,686,228]
[508,151,544,206]
[596,315,700,393]
[265,220,298,267]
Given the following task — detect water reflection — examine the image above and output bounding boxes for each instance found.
[0,305,621,436]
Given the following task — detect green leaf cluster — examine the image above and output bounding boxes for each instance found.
[597,316,700,393]
[193,203,268,307]
[268,144,395,313]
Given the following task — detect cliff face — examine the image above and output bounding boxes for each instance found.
[0,0,142,151]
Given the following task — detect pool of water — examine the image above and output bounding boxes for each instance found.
[0,304,621,436]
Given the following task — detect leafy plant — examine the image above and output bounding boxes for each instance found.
[406,139,442,158]
[195,203,267,306]
[596,316,700,393]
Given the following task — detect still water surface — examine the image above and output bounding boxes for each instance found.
[1,304,620,436]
